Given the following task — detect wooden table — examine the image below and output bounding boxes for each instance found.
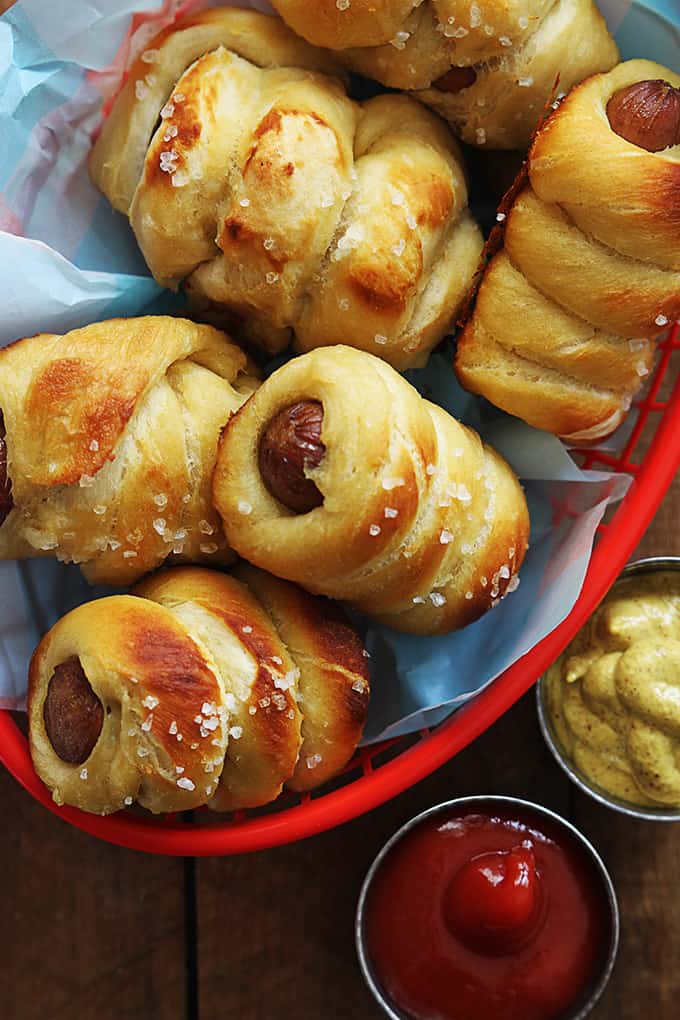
[2,468,677,1020]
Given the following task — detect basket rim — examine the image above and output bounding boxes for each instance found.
[2,326,679,855]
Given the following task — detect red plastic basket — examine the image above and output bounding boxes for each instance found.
[1,325,678,855]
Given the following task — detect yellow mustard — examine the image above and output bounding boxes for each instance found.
[545,570,680,807]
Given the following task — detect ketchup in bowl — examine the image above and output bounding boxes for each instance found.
[356,798,618,1020]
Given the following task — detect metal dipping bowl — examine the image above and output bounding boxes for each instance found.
[355,795,620,1020]
[537,557,680,822]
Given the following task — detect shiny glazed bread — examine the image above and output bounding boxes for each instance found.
[271,0,619,149]
[28,565,370,816]
[213,346,529,636]
[0,316,257,585]
[89,7,482,370]
[456,60,680,443]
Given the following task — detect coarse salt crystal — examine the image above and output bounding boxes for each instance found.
[242,625,253,634]
[177,777,195,791]
[160,101,174,119]
[374,333,388,345]
[465,591,474,600]
[430,592,447,607]
[499,565,510,579]
[406,214,417,230]
[518,15,529,28]
[384,507,399,518]
[79,474,95,487]
[391,30,410,49]
[636,362,650,377]
[80,768,88,780]
[171,169,190,188]
[499,35,512,46]
[440,529,454,544]
[496,212,506,222]
[93,505,107,516]
[238,500,252,515]
[141,48,160,64]
[506,575,521,593]
[412,596,426,604]
[89,439,99,452]
[153,518,166,535]
[123,550,137,559]
[266,272,279,285]
[229,726,243,740]
[200,542,219,554]
[135,80,149,100]
[124,796,133,806]
[476,128,487,145]
[306,753,323,769]
[382,476,405,490]
[169,721,178,735]
[336,0,350,9]
[259,697,271,708]
[163,124,178,142]
[655,314,669,327]
[173,92,185,102]
[249,705,257,715]
[153,493,168,508]
[369,524,381,536]
[198,520,214,535]
[391,239,406,257]
[469,3,481,27]
[142,695,159,710]
[338,297,350,311]
[137,746,149,758]
[239,197,250,207]
[426,464,437,475]
[517,76,533,87]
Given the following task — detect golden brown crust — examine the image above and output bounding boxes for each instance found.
[90,10,482,370]
[0,316,258,584]
[27,566,369,815]
[455,60,679,442]
[233,564,369,791]
[214,346,529,636]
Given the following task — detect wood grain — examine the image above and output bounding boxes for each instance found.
[0,766,188,1020]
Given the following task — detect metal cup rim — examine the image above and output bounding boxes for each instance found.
[355,794,620,1020]
[536,556,680,822]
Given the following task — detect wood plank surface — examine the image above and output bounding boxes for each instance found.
[0,767,189,1020]
[0,435,677,1020]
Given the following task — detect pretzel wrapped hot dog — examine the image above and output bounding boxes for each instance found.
[89,7,482,370]
[0,316,257,584]
[213,346,529,636]
[271,0,619,149]
[28,566,370,815]
[455,60,680,442]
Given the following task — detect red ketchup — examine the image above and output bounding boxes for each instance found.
[364,805,612,1020]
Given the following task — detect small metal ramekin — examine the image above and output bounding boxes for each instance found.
[537,556,680,822]
[355,795,619,1020]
